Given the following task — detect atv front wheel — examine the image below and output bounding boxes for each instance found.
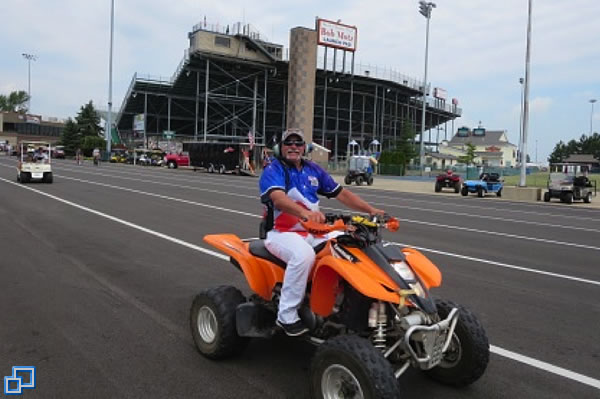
[190,286,249,359]
[424,299,489,387]
[310,335,400,399]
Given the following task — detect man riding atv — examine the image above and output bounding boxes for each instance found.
[259,128,384,336]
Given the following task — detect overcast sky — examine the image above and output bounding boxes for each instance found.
[2,0,599,162]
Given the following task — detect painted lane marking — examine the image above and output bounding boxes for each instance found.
[38,161,600,223]
[1,175,598,391]
[30,164,600,235]
[48,175,600,286]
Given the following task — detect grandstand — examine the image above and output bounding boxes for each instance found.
[116,20,461,158]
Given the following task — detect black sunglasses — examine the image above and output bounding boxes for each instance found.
[283,139,305,147]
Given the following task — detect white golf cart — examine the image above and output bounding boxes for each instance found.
[16,141,53,184]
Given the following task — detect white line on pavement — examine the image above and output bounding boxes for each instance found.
[1,175,598,391]
[34,164,600,234]
[52,173,600,252]
[490,345,600,390]
[48,174,600,286]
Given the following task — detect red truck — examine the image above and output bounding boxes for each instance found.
[164,152,190,169]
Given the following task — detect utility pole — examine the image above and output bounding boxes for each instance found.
[418,1,436,176]
[106,0,115,159]
[519,0,533,187]
[22,53,37,112]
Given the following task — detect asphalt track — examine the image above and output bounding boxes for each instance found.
[1,157,599,398]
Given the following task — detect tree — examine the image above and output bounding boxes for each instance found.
[379,121,417,175]
[59,118,80,155]
[81,136,106,156]
[458,142,477,166]
[75,101,103,138]
[548,133,600,163]
[0,90,30,113]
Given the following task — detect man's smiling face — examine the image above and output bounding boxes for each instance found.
[282,134,305,164]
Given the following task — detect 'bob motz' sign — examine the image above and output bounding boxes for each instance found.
[317,19,358,52]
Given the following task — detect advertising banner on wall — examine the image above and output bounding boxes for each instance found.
[317,19,358,52]
[133,114,145,133]
[433,87,447,100]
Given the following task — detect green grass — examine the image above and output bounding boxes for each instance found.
[503,172,600,188]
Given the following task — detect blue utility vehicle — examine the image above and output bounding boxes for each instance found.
[461,172,503,197]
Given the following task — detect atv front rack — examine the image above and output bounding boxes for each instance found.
[396,307,459,371]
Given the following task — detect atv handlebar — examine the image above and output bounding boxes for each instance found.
[300,213,399,235]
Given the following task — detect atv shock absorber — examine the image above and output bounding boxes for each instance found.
[369,301,387,351]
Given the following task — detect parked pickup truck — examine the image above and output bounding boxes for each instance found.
[164,152,190,169]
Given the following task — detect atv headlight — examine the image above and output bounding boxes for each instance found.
[392,261,427,298]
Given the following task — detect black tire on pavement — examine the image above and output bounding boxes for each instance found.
[544,191,551,202]
[424,299,490,387]
[435,182,442,192]
[367,176,374,186]
[584,192,592,203]
[477,186,484,198]
[43,172,53,184]
[190,286,249,359]
[565,192,573,204]
[496,188,502,197]
[20,172,30,184]
[461,186,468,196]
[16,173,20,183]
[355,176,363,186]
[454,182,460,193]
[310,335,401,399]
[344,175,352,185]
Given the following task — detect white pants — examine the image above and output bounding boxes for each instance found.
[265,230,339,324]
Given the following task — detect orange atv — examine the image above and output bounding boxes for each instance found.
[191,214,489,398]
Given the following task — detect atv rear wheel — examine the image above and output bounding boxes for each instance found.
[454,182,460,193]
[460,186,468,196]
[424,299,489,387]
[190,286,249,359]
[435,182,442,192]
[310,335,401,399]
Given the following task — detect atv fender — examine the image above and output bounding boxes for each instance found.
[203,234,282,300]
[310,256,401,317]
[401,248,442,289]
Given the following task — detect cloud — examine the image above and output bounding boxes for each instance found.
[529,97,553,114]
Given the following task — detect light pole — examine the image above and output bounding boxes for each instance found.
[519,0,533,187]
[590,99,597,134]
[418,0,436,175]
[518,77,524,164]
[22,53,37,112]
[106,0,115,159]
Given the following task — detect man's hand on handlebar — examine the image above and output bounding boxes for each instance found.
[369,208,386,218]
[301,210,326,224]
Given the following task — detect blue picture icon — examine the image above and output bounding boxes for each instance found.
[4,366,36,395]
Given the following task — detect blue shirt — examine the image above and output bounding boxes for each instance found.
[259,159,341,232]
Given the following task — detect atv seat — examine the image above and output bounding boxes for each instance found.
[249,240,329,269]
